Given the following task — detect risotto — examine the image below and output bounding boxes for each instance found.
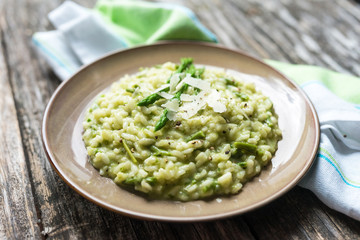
[82,58,282,201]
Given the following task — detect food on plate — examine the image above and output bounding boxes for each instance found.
[82,58,282,201]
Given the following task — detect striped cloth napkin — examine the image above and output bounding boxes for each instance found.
[32,0,216,80]
[33,0,360,221]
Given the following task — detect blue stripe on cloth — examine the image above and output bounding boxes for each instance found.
[32,35,74,74]
[318,153,360,188]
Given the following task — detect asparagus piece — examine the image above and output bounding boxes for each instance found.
[121,139,138,164]
[153,58,205,131]
[186,131,206,142]
[124,177,141,185]
[176,58,193,73]
[150,145,171,156]
[145,176,157,185]
[137,90,165,106]
[234,92,249,101]
[233,142,257,153]
[265,116,274,127]
[238,161,247,169]
[154,109,169,131]
[224,78,236,86]
[137,58,193,106]
[126,88,135,93]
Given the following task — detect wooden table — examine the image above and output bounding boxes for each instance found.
[1,0,360,239]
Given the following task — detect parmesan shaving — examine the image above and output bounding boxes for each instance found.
[175,76,187,92]
[178,91,207,119]
[161,99,180,112]
[152,84,170,94]
[180,94,197,102]
[157,91,173,99]
[163,88,227,120]
[169,73,182,93]
[206,90,226,113]
[167,110,177,121]
[182,75,211,90]
[159,73,227,120]
[179,101,206,119]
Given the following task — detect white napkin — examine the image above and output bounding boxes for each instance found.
[32,0,216,80]
[33,1,127,80]
[33,1,360,221]
[299,82,360,221]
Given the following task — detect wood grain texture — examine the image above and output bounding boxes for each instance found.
[0,15,41,239]
[1,0,360,239]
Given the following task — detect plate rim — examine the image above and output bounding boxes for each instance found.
[42,41,320,222]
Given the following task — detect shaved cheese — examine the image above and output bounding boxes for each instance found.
[180,94,197,102]
[169,73,182,93]
[182,75,211,90]
[157,91,173,99]
[167,110,177,121]
[178,91,207,119]
[175,77,187,92]
[161,99,180,112]
[158,73,227,120]
[179,100,206,119]
[207,90,226,113]
[209,100,226,113]
[152,84,170,94]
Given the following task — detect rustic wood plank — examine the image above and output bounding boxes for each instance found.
[243,187,349,239]
[2,1,139,239]
[2,0,136,239]
[0,16,41,240]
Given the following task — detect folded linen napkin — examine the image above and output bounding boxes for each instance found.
[33,0,217,80]
[33,1,360,221]
[265,61,360,221]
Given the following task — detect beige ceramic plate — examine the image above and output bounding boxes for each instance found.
[42,42,319,221]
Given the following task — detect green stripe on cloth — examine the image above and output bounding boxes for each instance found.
[265,59,360,104]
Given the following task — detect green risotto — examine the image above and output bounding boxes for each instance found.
[82,58,282,201]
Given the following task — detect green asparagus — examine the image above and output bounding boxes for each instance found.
[186,131,206,142]
[138,58,193,106]
[234,92,249,101]
[233,142,258,154]
[145,176,157,185]
[137,91,163,106]
[150,145,171,156]
[224,78,236,86]
[238,161,247,169]
[154,109,169,131]
[121,139,138,163]
[152,58,206,131]
[265,116,274,127]
[176,58,193,73]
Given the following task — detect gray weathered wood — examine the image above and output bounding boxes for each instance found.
[0,19,41,239]
[1,0,360,239]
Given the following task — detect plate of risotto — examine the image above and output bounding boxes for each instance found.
[42,42,319,221]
